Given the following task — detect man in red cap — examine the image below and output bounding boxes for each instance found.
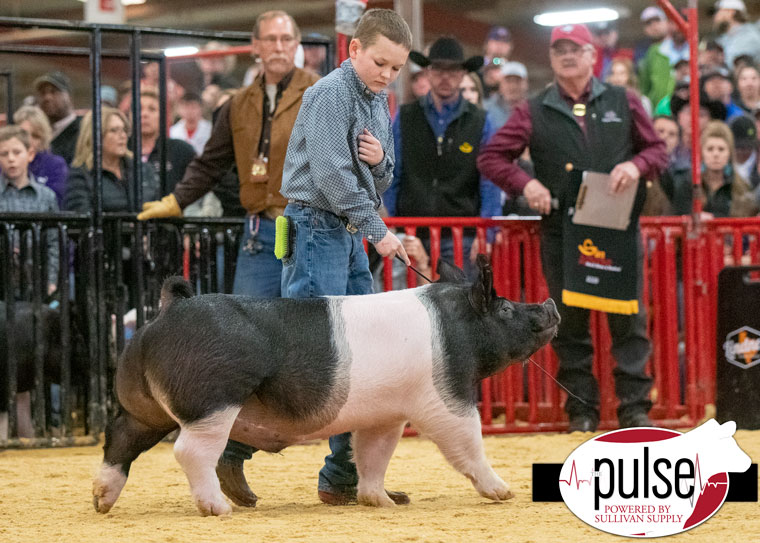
[478,24,667,433]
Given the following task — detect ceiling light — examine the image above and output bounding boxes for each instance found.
[77,0,146,4]
[164,46,200,57]
[534,8,619,27]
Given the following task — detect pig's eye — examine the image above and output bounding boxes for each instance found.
[500,303,513,316]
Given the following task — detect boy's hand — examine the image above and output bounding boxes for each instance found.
[358,129,384,166]
[374,231,410,265]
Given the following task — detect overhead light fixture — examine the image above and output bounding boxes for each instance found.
[164,46,199,57]
[77,0,147,4]
[534,7,619,27]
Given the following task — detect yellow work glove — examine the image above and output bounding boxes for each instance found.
[137,193,182,220]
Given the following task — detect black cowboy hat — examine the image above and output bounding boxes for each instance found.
[409,37,483,72]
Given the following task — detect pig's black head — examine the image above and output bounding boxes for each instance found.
[434,255,560,380]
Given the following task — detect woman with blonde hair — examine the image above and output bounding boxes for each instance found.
[12,105,68,206]
[64,107,157,213]
[699,120,758,218]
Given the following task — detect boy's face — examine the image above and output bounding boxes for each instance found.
[349,35,408,94]
[0,137,34,182]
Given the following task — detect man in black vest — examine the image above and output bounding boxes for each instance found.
[478,24,667,432]
[384,37,502,277]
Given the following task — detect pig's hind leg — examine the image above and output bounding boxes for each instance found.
[353,422,407,507]
[413,409,514,502]
[173,406,241,516]
[93,409,175,513]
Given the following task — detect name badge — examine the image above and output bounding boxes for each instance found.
[572,103,586,117]
[250,155,269,184]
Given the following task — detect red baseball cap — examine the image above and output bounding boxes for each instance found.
[550,24,593,48]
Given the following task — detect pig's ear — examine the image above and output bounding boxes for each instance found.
[469,255,494,313]
[436,258,467,283]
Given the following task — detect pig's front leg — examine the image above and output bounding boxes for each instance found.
[414,409,514,501]
[174,406,241,516]
[353,423,407,507]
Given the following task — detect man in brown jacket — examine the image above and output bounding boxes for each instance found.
[137,10,319,505]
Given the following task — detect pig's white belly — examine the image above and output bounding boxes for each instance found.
[231,288,444,450]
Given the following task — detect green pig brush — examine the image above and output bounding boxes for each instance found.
[274,215,294,260]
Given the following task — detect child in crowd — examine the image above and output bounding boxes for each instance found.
[279,8,411,505]
[0,126,59,296]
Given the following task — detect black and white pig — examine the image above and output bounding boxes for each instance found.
[93,256,559,516]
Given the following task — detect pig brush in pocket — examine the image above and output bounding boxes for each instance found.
[274,215,294,260]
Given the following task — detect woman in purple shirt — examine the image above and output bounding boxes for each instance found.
[13,105,68,207]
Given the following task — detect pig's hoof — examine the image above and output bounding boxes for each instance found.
[477,479,514,501]
[386,490,410,505]
[92,492,113,514]
[92,465,126,513]
[196,495,233,516]
[358,491,396,507]
[216,461,258,507]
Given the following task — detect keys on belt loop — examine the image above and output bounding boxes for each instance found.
[243,214,264,255]
[345,222,358,234]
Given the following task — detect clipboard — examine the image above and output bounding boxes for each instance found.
[571,171,638,231]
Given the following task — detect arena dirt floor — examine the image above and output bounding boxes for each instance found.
[1,429,758,543]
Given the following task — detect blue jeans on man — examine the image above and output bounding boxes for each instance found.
[281,202,373,495]
[233,214,282,297]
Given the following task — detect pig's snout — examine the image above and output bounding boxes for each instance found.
[531,299,560,332]
[543,299,559,324]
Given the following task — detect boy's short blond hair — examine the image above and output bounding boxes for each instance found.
[0,125,32,150]
[353,8,412,51]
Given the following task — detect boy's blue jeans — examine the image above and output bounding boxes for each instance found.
[281,202,374,493]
